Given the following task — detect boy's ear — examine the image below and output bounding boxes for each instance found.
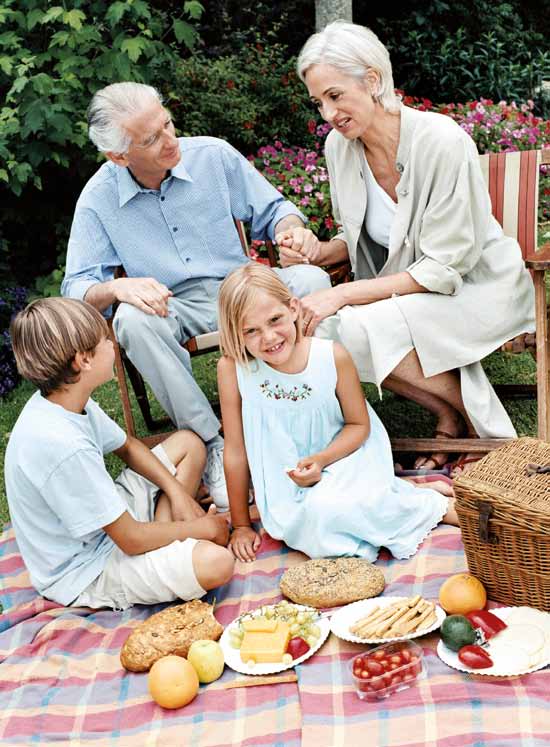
[73,350,93,374]
[106,151,130,168]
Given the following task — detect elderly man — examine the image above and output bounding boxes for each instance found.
[62,82,329,508]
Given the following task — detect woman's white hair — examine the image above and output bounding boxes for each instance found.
[297,21,400,113]
[87,82,163,154]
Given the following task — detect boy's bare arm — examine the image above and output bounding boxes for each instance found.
[114,436,204,520]
[103,509,229,556]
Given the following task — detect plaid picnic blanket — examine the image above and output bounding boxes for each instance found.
[1,522,550,747]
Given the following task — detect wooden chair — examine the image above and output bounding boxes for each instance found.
[391,147,550,458]
[110,220,351,446]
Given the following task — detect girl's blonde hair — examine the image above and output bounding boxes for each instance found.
[10,297,108,396]
[218,264,302,367]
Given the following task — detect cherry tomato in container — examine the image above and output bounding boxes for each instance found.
[349,641,425,701]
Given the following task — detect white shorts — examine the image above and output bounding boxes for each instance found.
[73,444,206,610]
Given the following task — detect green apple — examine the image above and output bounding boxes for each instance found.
[187,640,225,683]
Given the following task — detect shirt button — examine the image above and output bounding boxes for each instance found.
[401,188,409,196]
[173,227,178,232]
[396,162,404,173]
[160,196,165,202]
[185,257,191,262]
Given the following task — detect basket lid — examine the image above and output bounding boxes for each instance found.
[454,437,550,514]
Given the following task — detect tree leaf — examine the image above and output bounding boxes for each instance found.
[63,9,86,30]
[26,9,44,31]
[121,36,145,63]
[0,169,8,182]
[0,56,13,75]
[41,6,64,24]
[184,1,204,21]
[105,1,126,27]
[173,19,196,48]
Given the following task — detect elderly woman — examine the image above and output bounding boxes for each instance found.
[276,21,535,473]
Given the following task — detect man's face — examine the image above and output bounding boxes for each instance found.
[110,100,181,184]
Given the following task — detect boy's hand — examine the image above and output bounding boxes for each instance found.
[229,526,261,563]
[165,484,205,521]
[287,457,323,487]
[196,505,230,546]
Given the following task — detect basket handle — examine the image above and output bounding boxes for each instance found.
[478,501,499,545]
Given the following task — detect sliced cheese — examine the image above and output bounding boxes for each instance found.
[485,641,531,672]
[491,624,545,656]
[242,616,278,633]
[240,621,291,663]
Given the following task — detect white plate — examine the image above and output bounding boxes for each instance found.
[330,596,446,644]
[220,604,331,675]
[437,606,550,676]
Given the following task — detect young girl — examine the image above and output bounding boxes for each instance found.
[217,263,457,562]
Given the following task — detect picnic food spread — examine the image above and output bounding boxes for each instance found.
[229,601,323,665]
[279,557,385,607]
[349,595,438,639]
[120,600,224,672]
[350,640,424,701]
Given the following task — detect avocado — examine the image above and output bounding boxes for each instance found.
[440,615,477,651]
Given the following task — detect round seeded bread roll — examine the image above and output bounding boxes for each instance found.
[280,558,385,608]
[120,600,224,672]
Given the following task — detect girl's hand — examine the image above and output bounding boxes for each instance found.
[229,526,261,562]
[288,457,323,487]
[300,288,344,335]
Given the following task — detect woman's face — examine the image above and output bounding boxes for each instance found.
[305,64,377,139]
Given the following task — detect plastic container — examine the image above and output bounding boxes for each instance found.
[349,640,425,701]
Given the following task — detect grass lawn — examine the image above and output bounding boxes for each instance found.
[0,347,537,527]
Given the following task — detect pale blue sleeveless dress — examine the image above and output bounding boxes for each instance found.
[236,338,448,560]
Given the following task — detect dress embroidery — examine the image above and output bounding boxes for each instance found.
[259,379,312,401]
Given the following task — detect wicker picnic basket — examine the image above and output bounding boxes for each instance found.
[453,438,550,611]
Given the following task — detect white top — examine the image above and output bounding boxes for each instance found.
[362,150,397,249]
[4,392,127,605]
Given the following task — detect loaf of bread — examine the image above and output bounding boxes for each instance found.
[279,558,385,608]
[120,600,224,672]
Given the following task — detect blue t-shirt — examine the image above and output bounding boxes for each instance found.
[4,392,127,605]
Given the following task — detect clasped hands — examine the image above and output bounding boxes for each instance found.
[287,455,324,487]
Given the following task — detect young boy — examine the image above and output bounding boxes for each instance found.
[5,297,234,609]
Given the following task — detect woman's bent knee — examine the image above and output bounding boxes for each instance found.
[193,542,235,590]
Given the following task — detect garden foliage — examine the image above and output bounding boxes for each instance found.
[0,285,27,397]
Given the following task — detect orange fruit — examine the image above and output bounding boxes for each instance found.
[438,573,487,614]
[148,655,199,709]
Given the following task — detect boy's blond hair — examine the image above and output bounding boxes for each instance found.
[218,263,302,366]
[10,297,108,396]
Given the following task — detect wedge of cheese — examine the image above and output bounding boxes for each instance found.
[240,621,291,663]
[242,616,278,633]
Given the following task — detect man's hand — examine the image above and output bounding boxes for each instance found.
[287,456,324,487]
[114,277,173,316]
[300,288,343,335]
[229,526,261,562]
[165,484,206,521]
[275,227,323,267]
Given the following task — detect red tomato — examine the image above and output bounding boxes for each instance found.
[360,670,369,679]
[382,673,393,687]
[373,651,386,660]
[354,656,364,668]
[378,659,389,670]
[401,649,411,663]
[391,675,403,686]
[403,673,415,682]
[370,678,385,691]
[366,660,384,676]
[390,654,402,665]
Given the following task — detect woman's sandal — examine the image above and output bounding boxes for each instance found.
[450,454,485,478]
[396,429,457,477]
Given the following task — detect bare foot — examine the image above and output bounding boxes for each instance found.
[403,476,455,498]
[442,496,459,526]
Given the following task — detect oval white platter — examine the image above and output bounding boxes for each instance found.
[330,596,446,644]
[437,606,550,677]
[220,603,331,675]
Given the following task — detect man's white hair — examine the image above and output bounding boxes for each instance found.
[297,21,401,114]
[87,82,163,154]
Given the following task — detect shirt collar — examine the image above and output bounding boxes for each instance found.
[116,151,194,207]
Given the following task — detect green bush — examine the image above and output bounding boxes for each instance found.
[170,29,316,153]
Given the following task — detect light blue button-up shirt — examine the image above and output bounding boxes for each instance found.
[62,136,304,300]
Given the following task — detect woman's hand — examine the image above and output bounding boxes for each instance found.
[287,456,323,487]
[300,287,344,335]
[229,526,261,562]
[275,227,323,267]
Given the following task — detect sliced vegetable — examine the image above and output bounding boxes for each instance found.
[465,610,507,640]
[458,644,494,669]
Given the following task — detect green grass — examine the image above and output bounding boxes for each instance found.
[0,349,537,527]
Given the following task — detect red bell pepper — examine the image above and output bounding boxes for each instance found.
[458,644,494,669]
[465,610,507,640]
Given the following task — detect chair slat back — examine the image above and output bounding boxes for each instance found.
[479,150,542,261]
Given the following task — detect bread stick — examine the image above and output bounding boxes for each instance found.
[375,604,411,637]
[387,600,428,635]
[398,602,435,634]
[352,603,401,636]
